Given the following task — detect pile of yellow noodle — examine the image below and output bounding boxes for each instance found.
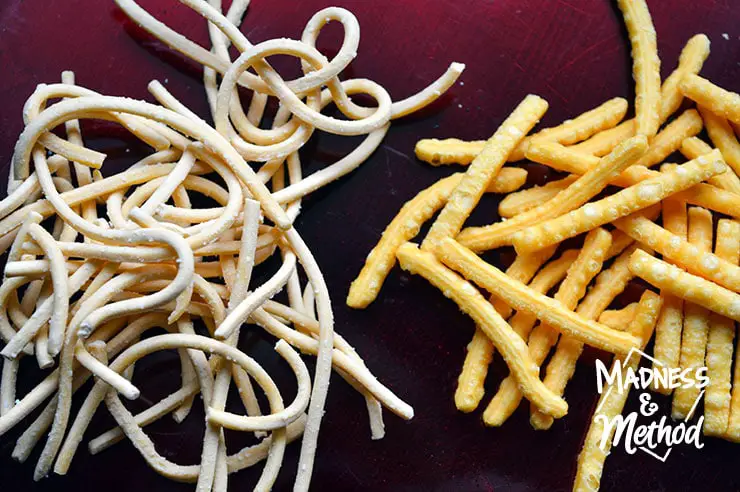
[348,0,740,490]
[0,0,463,490]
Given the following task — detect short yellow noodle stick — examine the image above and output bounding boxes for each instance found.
[511,151,725,255]
[569,120,635,157]
[681,74,740,125]
[567,97,693,161]
[456,135,648,252]
[680,136,740,195]
[699,105,740,179]
[631,109,703,169]
[497,251,579,338]
[573,291,663,492]
[395,243,568,418]
[346,168,527,309]
[476,253,581,413]
[483,228,612,427]
[606,229,639,258]
[530,244,644,430]
[437,238,640,355]
[455,247,561,413]
[598,303,639,330]
[569,33,709,157]
[613,211,740,293]
[728,227,740,441]
[659,34,711,121]
[628,249,740,323]
[576,108,699,175]
[672,207,713,419]
[489,246,560,319]
[421,94,548,252]
[651,197,687,395]
[415,97,627,165]
[414,138,486,166]
[491,229,632,318]
[617,0,661,137]
[509,97,627,160]
[524,142,740,218]
[704,219,739,437]
[498,175,579,219]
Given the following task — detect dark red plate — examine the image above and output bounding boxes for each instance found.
[1,0,739,490]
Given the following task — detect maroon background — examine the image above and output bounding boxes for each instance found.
[1,0,740,490]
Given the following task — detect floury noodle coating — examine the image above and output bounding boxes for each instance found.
[0,0,465,491]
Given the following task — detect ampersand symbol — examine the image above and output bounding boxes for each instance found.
[639,392,658,417]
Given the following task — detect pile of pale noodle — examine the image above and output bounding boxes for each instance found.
[0,0,463,490]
